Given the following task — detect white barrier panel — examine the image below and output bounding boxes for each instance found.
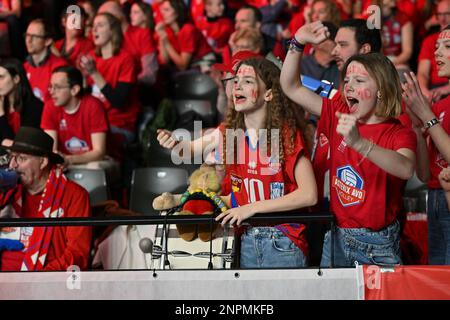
[0,268,359,300]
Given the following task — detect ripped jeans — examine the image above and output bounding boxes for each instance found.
[320,220,401,267]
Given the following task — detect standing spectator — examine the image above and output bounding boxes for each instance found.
[99,0,158,86]
[54,6,95,68]
[417,0,450,101]
[195,0,234,54]
[23,19,68,102]
[155,0,215,72]
[403,25,450,264]
[281,22,416,267]
[0,58,43,146]
[0,127,92,271]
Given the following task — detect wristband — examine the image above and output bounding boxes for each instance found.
[423,118,439,130]
[288,37,305,52]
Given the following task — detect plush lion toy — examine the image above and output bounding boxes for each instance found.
[152,165,228,242]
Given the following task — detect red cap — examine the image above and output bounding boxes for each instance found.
[212,50,262,74]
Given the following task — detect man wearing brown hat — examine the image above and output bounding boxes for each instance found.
[0,127,92,271]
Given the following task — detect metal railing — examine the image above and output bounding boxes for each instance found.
[0,211,335,270]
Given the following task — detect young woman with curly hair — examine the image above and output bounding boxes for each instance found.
[157,57,317,268]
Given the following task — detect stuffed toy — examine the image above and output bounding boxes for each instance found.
[153,165,228,242]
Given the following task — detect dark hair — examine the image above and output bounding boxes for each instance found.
[340,19,382,53]
[166,0,188,28]
[0,58,35,113]
[322,21,338,41]
[28,18,53,39]
[445,24,450,31]
[239,4,262,23]
[52,65,84,96]
[134,1,154,30]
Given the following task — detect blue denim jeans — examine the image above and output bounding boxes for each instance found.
[320,220,402,267]
[240,227,307,269]
[427,189,450,265]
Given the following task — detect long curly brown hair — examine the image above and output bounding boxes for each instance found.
[222,58,305,165]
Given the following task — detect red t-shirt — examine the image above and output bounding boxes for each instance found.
[318,97,416,230]
[221,124,309,255]
[196,17,234,53]
[245,0,268,8]
[87,49,140,132]
[418,33,449,89]
[0,181,92,271]
[40,95,109,155]
[123,25,156,74]
[382,11,410,57]
[288,11,306,37]
[23,53,68,102]
[161,23,213,63]
[190,0,204,27]
[427,95,450,189]
[311,92,342,210]
[55,37,95,67]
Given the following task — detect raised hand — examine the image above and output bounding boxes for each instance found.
[335,111,361,148]
[402,72,435,125]
[156,129,178,149]
[294,21,330,45]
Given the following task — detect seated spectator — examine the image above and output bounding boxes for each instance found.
[310,0,341,27]
[78,0,96,38]
[300,21,339,86]
[155,0,215,72]
[229,27,264,55]
[79,12,140,150]
[0,58,43,147]
[23,19,68,102]
[99,0,158,86]
[41,66,117,173]
[195,0,234,54]
[54,6,95,68]
[381,0,413,80]
[0,127,92,271]
[130,1,154,32]
[417,0,450,101]
[0,0,25,59]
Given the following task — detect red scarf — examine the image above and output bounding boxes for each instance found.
[6,168,67,271]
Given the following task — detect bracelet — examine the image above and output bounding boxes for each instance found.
[357,139,375,166]
[288,37,305,52]
[423,118,439,131]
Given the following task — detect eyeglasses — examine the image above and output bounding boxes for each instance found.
[436,12,450,18]
[23,33,46,40]
[48,84,71,92]
[221,76,235,87]
[8,153,31,165]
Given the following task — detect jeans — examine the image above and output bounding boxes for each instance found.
[240,227,307,269]
[427,189,450,265]
[320,220,402,267]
